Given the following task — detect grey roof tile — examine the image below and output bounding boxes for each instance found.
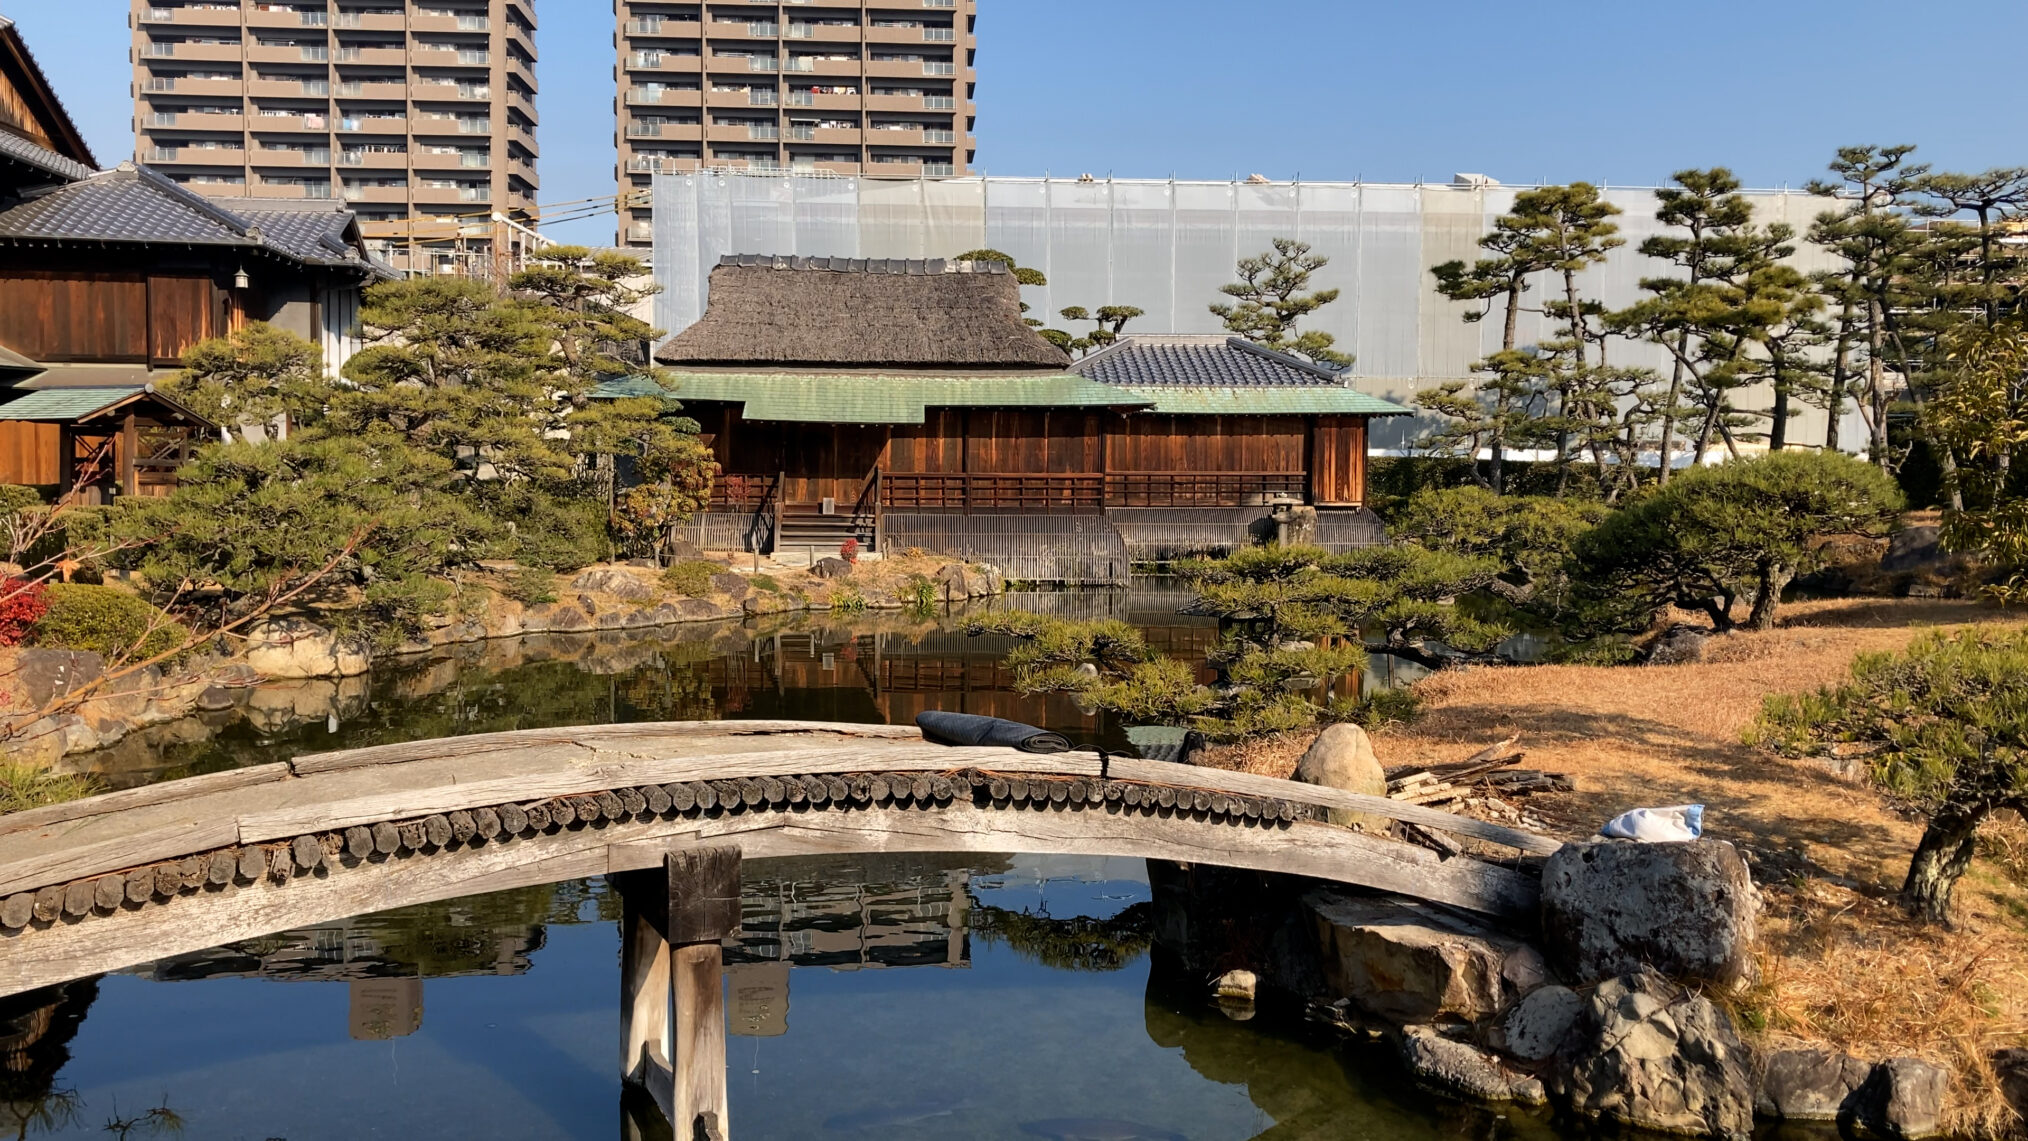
[1071,335,1347,387]
[0,130,93,184]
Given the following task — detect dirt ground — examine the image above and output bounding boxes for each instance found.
[1211,597,2028,1134]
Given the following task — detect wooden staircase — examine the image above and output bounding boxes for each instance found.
[773,504,874,562]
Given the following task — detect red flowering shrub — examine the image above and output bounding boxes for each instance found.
[840,537,860,563]
[0,578,49,647]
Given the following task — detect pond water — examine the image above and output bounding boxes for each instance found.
[18,583,1590,1141]
[1,855,1563,1141]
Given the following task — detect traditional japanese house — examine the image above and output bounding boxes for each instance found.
[656,255,1408,582]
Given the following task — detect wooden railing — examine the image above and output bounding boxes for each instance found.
[882,473,1105,513]
[1104,471,1306,507]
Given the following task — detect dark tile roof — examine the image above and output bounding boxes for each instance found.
[0,164,389,275]
[717,253,1008,276]
[1071,335,1346,387]
[0,130,93,185]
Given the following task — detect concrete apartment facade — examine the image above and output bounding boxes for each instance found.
[613,0,978,247]
[130,0,538,270]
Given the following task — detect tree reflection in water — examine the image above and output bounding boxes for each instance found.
[971,902,1155,972]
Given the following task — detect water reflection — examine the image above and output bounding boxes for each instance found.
[1,855,1565,1141]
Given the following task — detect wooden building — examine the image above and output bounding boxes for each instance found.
[0,16,391,498]
[655,256,1408,582]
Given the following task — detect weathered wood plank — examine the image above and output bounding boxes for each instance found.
[0,763,290,838]
[0,819,243,898]
[288,720,923,775]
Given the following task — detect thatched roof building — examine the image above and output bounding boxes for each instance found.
[654,255,1071,371]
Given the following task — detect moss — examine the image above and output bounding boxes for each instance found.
[32,584,189,662]
[661,559,721,597]
[749,575,781,594]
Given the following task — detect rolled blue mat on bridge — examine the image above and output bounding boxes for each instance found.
[915,711,1072,754]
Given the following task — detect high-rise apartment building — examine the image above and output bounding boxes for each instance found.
[130,0,537,268]
[613,0,977,247]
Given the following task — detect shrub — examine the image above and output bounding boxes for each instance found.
[481,485,610,571]
[1391,486,1609,614]
[749,574,781,594]
[840,537,860,563]
[501,566,558,606]
[0,761,99,815]
[1333,686,1422,730]
[1753,629,2028,923]
[902,573,937,615]
[829,585,867,613]
[1573,450,1903,633]
[661,559,720,597]
[32,583,189,662]
[0,577,49,647]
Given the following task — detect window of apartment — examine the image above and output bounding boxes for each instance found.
[180,173,247,185]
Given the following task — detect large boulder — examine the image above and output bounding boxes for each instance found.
[1399,1025,1546,1105]
[569,566,659,602]
[1755,1046,1871,1121]
[811,557,855,580]
[1305,890,1546,1024]
[709,572,750,601]
[12,648,104,709]
[1540,839,1757,988]
[1644,625,1709,666]
[1292,724,1389,829]
[1849,1057,1949,1140]
[244,617,371,679]
[1492,984,1584,1062]
[1556,968,1754,1139]
[1881,526,1943,573]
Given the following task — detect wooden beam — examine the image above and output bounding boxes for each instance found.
[672,942,727,1141]
[666,847,740,947]
[0,763,289,839]
[120,410,137,497]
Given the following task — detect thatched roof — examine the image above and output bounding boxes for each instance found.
[654,255,1071,370]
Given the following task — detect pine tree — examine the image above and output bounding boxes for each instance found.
[1210,238,1353,367]
[1516,184,1624,486]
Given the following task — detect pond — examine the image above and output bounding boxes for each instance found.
[22,582,1583,1141]
[2,855,1564,1141]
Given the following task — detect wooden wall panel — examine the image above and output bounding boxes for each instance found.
[887,409,963,473]
[961,411,1099,474]
[0,422,60,486]
[147,276,220,366]
[1105,415,1308,473]
[0,272,147,363]
[1309,416,1366,505]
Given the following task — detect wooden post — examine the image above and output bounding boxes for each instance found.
[120,412,138,498]
[615,846,739,1140]
[56,425,75,499]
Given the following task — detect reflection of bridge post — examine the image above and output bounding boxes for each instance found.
[616,847,741,1141]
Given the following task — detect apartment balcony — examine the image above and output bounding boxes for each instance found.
[866,125,928,145]
[625,121,705,141]
[142,40,248,63]
[337,116,410,134]
[253,147,335,168]
[785,90,860,111]
[251,181,336,199]
[333,46,408,66]
[246,43,331,65]
[624,52,704,73]
[787,125,863,146]
[412,148,490,170]
[413,184,493,206]
[338,149,409,169]
[244,7,316,29]
[625,16,704,38]
[146,110,246,132]
[705,88,776,108]
[624,88,704,108]
[783,22,859,42]
[705,123,778,143]
[624,154,704,175]
[790,57,863,76]
[144,146,246,166]
[410,79,473,101]
[247,78,332,99]
[148,76,246,97]
[407,14,491,34]
[864,93,953,113]
[340,183,412,204]
[411,44,491,68]
[788,159,863,176]
[139,6,238,26]
[864,25,934,45]
[412,114,492,137]
[336,78,407,98]
[333,10,407,31]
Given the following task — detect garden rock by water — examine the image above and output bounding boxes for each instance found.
[1850,1057,1949,1140]
[244,617,371,679]
[1754,1045,1871,1121]
[1555,967,1754,1139]
[1399,1025,1546,1105]
[1491,984,1583,1062]
[1304,890,1546,1024]
[1292,724,1388,829]
[1540,839,1758,988]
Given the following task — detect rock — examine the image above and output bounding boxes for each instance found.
[1272,503,1319,547]
[1755,1046,1870,1121]
[1493,984,1584,1062]
[529,603,592,633]
[1292,724,1388,829]
[569,567,657,602]
[577,593,599,615]
[1400,1026,1545,1105]
[1882,526,1943,573]
[709,572,750,600]
[621,607,664,629]
[1540,839,1757,988]
[1557,968,1753,1139]
[244,617,371,679]
[810,557,854,580]
[1305,890,1545,1024]
[193,685,238,712]
[1645,624,1709,666]
[933,562,968,601]
[1995,1048,2028,1125]
[13,649,105,709]
[1212,969,1257,1002]
[673,598,728,622]
[1849,1057,1949,1140]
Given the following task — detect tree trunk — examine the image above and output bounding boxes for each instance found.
[1900,806,1988,924]
[1769,365,1790,452]
[1868,296,1890,471]
[1658,339,1689,486]
[1825,302,1854,452]
[1747,564,1791,631]
[1491,282,1523,495]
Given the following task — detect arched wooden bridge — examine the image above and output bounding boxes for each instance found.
[0,721,1560,999]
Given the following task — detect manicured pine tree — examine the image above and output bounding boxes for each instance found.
[1210,238,1354,368]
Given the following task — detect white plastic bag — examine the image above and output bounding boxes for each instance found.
[1599,804,1704,842]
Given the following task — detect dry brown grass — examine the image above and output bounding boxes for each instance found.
[1201,597,2028,1133]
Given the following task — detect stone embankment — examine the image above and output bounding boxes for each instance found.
[1157,725,1959,1140]
[3,556,1003,763]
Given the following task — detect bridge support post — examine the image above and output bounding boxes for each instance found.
[615,845,741,1141]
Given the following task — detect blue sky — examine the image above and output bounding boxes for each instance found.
[13,0,2028,244]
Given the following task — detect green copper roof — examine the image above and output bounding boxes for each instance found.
[0,386,148,421]
[587,375,678,401]
[659,371,1151,424]
[1113,385,1414,416]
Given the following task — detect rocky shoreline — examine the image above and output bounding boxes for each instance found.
[3,555,1005,764]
